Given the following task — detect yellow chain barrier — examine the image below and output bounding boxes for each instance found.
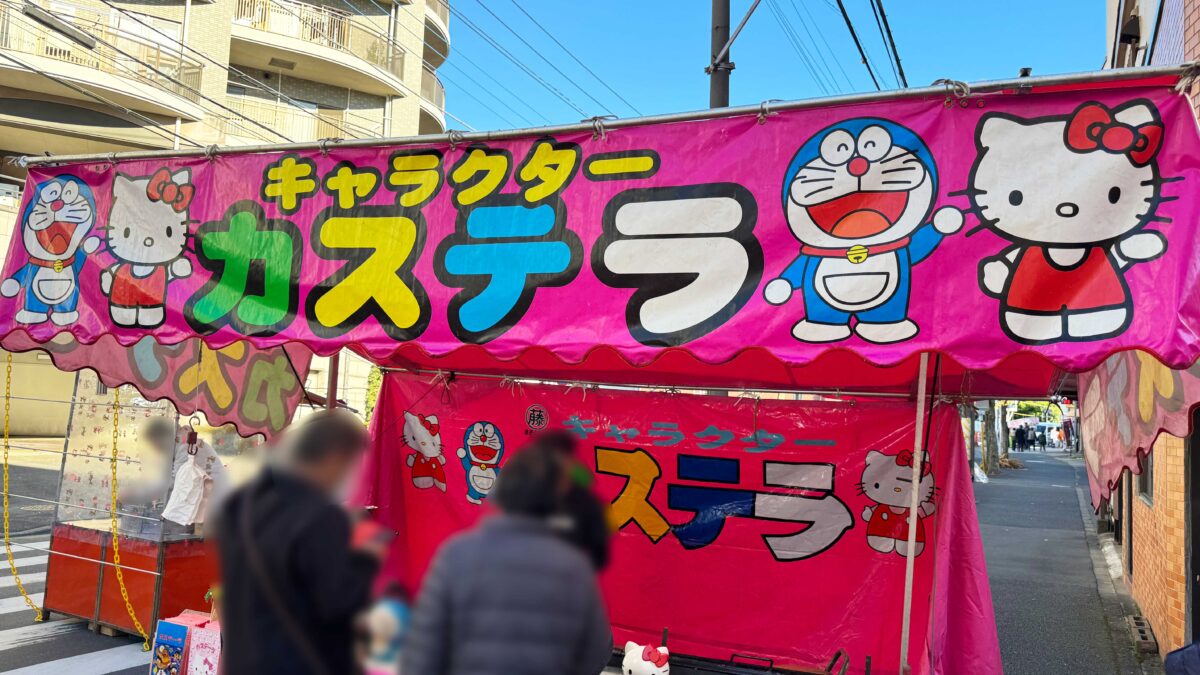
[2,352,43,622]
[109,387,150,651]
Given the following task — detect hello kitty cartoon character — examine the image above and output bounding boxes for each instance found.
[89,168,195,328]
[1,175,96,325]
[969,99,1168,344]
[621,641,669,675]
[404,411,446,491]
[859,449,936,557]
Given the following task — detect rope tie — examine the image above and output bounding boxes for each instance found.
[203,144,220,162]
[584,115,617,141]
[499,376,525,398]
[757,99,782,125]
[317,138,342,156]
[1175,61,1200,92]
[447,130,466,152]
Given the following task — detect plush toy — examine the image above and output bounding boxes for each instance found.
[622,640,670,674]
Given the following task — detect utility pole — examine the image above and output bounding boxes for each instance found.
[709,0,731,108]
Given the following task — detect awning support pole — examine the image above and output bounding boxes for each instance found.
[898,351,930,674]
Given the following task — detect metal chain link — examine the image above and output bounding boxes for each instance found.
[109,387,150,651]
[3,352,43,622]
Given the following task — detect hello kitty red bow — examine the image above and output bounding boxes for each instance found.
[641,646,668,668]
[418,415,439,436]
[146,168,195,213]
[895,450,931,476]
[1065,103,1162,167]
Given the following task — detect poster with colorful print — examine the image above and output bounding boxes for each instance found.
[3,79,1200,379]
[357,372,1000,675]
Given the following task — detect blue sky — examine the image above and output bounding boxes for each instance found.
[435,0,1106,132]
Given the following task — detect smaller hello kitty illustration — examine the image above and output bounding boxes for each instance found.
[404,411,446,491]
[859,449,936,557]
[622,641,669,675]
[456,421,505,504]
[89,167,195,329]
[969,99,1168,344]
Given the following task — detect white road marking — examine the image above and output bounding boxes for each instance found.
[0,618,81,651]
[0,593,44,616]
[0,573,45,589]
[0,554,48,569]
[3,641,147,674]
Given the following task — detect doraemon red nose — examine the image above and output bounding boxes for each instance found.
[35,221,76,255]
[847,156,870,177]
[49,199,65,211]
[806,191,909,239]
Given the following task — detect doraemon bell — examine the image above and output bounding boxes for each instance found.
[764,118,963,344]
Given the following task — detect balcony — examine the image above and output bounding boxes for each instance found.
[221,95,384,142]
[0,0,206,118]
[418,65,444,133]
[230,0,407,97]
[424,0,449,68]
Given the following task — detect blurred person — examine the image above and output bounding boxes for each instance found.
[537,430,612,571]
[214,409,385,675]
[403,438,613,675]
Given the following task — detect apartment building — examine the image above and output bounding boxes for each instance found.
[0,0,451,429]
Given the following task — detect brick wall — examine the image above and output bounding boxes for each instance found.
[1125,433,1189,655]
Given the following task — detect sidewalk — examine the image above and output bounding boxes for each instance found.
[974,450,1160,675]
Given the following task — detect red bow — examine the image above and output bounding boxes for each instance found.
[1065,103,1162,167]
[146,168,195,213]
[895,450,931,477]
[640,646,668,668]
[419,415,439,437]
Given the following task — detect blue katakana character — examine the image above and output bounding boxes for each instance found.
[647,422,684,447]
[435,194,582,343]
[741,429,785,453]
[563,415,597,439]
[605,424,639,443]
[668,455,754,549]
[694,424,735,450]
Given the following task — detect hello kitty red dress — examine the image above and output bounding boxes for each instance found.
[866,505,925,543]
[110,264,167,308]
[1005,247,1126,313]
[411,454,446,484]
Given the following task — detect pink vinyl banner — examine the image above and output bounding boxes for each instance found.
[1080,350,1200,507]
[0,331,311,437]
[356,372,1001,675]
[3,79,1200,376]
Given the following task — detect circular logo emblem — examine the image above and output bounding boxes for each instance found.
[525,404,548,431]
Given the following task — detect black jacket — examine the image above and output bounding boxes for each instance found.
[214,468,379,675]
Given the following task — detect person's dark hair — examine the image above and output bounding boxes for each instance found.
[287,409,369,464]
[492,442,566,517]
[144,417,176,446]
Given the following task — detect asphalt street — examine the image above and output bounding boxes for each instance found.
[975,450,1155,675]
[3,463,58,534]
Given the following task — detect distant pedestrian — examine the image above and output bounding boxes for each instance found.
[1014,426,1026,452]
[1037,431,1047,452]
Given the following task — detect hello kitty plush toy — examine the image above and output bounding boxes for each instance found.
[1,175,96,326]
[403,411,446,491]
[859,449,936,557]
[970,99,1167,344]
[622,641,669,675]
[89,167,195,329]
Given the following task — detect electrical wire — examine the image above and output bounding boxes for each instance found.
[767,0,831,95]
[471,0,616,117]
[792,0,854,91]
[781,0,842,93]
[448,3,590,118]
[866,0,900,87]
[505,0,641,116]
[873,0,907,87]
[833,0,881,90]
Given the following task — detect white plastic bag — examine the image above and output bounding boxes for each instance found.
[162,455,209,526]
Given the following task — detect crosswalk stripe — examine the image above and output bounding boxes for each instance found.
[0,555,48,569]
[0,618,82,651]
[0,573,45,589]
[2,640,147,674]
[0,594,44,616]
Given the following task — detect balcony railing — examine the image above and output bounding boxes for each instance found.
[233,0,403,80]
[222,95,383,141]
[427,0,449,30]
[0,0,203,102]
[420,65,443,109]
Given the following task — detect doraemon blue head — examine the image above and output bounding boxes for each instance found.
[21,175,95,262]
[782,118,938,249]
[463,421,504,465]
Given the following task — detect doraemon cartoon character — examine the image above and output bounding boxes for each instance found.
[456,421,505,504]
[763,119,964,344]
[0,175,98,325]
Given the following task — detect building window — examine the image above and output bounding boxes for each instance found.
[96,382,107,396]
[1137,452,1154,503]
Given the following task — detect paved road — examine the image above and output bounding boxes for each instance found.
[975,450,1152,675]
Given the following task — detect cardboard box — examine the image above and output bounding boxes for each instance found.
[149,620,187,675]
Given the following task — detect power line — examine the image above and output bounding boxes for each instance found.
[873,0,908,87]
[783,0,843,93]
[505,0,641,116]
[448,4,590,118]
[766,0,831,95]
[866,0,899,87]
[833,0,880,90]
[792,0,854,91]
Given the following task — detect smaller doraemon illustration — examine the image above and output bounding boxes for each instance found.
[0,175,96,325]
[858,449,936,557]
[765,119,964,344]
[456,421,505,504]
[404,411,446,491]
[90,168,194,329]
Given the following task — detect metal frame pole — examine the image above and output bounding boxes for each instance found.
[709,0,731,108]
[898,352,930,673]
[326,352,340,410]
